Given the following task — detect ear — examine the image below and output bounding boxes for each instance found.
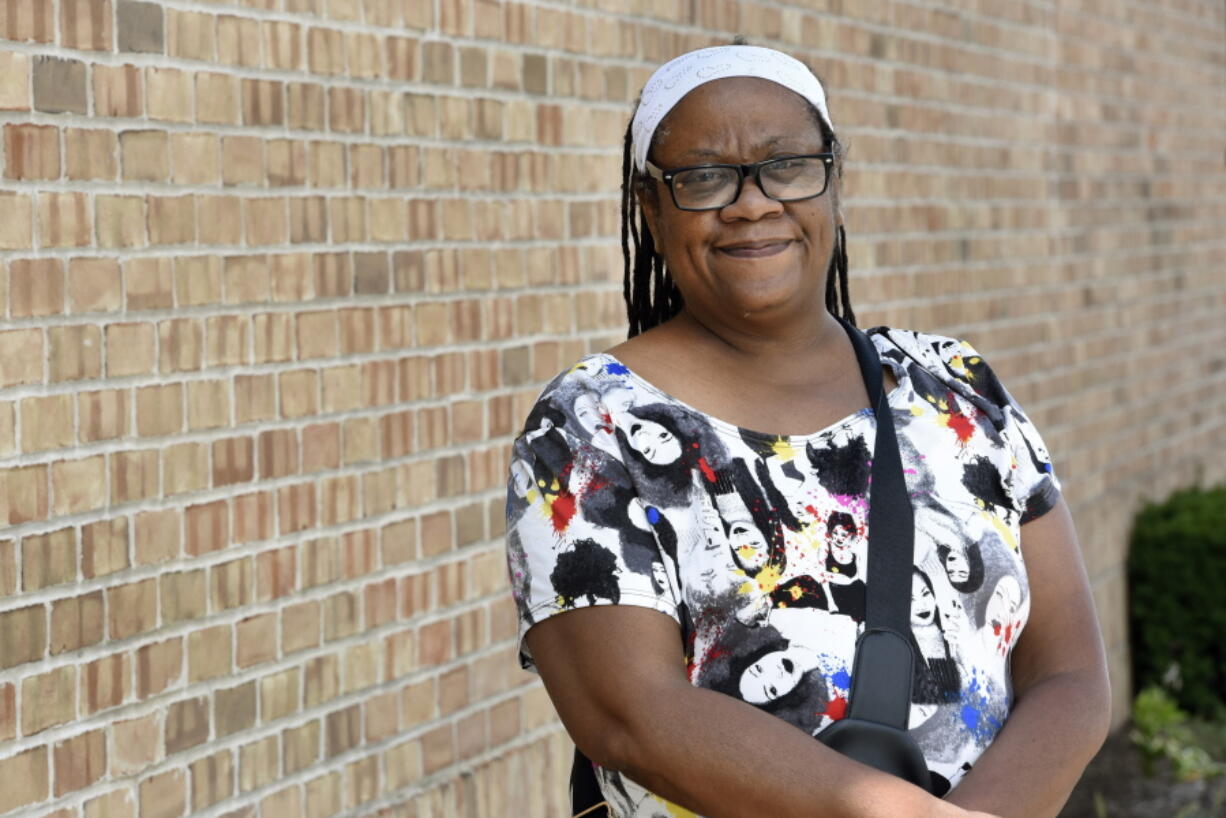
[636,183,664,249]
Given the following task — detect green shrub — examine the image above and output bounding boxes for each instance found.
[1130,686,1223,781]
[1128,484,1226,719]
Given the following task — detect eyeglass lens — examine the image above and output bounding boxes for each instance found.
[672,157,829,209]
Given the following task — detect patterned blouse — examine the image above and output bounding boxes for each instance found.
[505,327,1061,817]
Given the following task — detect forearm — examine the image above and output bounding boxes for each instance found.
[606,680,959,818]
[944,670,1111,818]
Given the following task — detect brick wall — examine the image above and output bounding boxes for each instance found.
[0,0,1222,814]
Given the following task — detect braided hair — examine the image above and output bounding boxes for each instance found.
[620,93,854,339]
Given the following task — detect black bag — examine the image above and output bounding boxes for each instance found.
[569,321,930,816]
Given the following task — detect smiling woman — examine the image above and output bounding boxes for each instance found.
[504,45,1111,818]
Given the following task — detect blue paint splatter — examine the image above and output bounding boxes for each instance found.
[957,671,1004,742]
[646,506,660,525]
[831,668,852,690]
[605,362,630,375]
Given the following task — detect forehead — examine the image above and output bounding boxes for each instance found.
[654,76,821,159]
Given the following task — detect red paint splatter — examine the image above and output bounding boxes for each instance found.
[947,410,975,444]
[697,457,716,483]
[821,694,848,721]
[550,490,577,532]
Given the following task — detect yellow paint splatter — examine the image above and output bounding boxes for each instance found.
[770,436,797,462]
[650,796,698,818]
[755,563,783,594]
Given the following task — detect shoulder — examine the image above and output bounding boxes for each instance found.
[868,326,1015,427]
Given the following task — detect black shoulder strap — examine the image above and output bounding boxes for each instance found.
[840,321,916,729]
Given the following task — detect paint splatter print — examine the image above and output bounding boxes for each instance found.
[505,328,1061,816]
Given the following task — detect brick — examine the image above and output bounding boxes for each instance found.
[188,624,232,683]
[325,703,361,758]
[255,546,295,602]
[111,449,158,505]
[196,72,239,125]
[282,720,319,775]
[81,652,130,714]
[22,665,76,735]
[288,198,325,245]
[236,612,277,668]
[49,324,101,381]
[167,9,214,61]
[223,254,270,302]
[0,541,13,597]
[10,257,64,316]
[161,569,205,625]
[52,454,106,514]
[77,390,127,445]
[112,712,160,774]
[96,194,146,248]
[93,63,143,117]
[135,507,181,565]
[267,138,306,186]
[0,192,33,248]
[38,191,92,247]
[243,78,284,126]
[235,373,276,423]
[156,435,226,494]
[121,129,169,181]
[258,428,298,479]
[0,329,43,386]
[303,654,339,709]
[108,577,157,640]
[68,257,121,312]
[323,590,359,641]
[282,600,320,655]
[170,132,219,185]
[245,196,288,245]
[23,527,77,591]
[85,790,136,818]
[233,491,272,543]
[187,379,230,430]
[211,557,251,611]
[287,82,325,130]
[4,124,58,179]
[139,769,186,818]
[198,194,244,244]
[175,256,222,305]
[185,500,227,556]
[127,257,175,309]
[127,623,182,703]
[343,416,376,464]
[148,195,196,245]
[77,522,125,584]
[342,642,379,694]
[0,747,48,812]
[0,51,31,110]
[166,695,209,755]
[64,128,117,180]
[0,606,46,669]
[54,727,106,795]
[0,681,13,740]
[21,394,73,452]
[33,56,86,114]
[214,681,256,737]
[302,422,340,472]
[297,310,338,359]
[60,0,113,50]
[117,0,163,53]
[106,323,155,376]
[239,734,279,793]
[190,750,234,811]
[136,383,183,437]
[147,67,192,122]
[280,369,319,418]
[264,20,302,70]
[217,14,260,68]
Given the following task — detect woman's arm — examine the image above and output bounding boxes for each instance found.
[527,606,998,818]
[943,496,1112,817]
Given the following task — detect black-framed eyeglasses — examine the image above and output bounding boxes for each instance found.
[644,153,835,211]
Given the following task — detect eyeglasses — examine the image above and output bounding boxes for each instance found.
[644,153,835,212]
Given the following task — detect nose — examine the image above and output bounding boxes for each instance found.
[721,171,784,220]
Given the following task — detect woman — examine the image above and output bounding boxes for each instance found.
[506,45,1109,818]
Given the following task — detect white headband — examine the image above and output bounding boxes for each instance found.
[631,45,835,172]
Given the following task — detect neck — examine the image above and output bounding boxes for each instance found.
[668,302,849,379]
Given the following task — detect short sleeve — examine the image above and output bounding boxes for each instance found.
[945,339,1062,524]
[505,378,683,672]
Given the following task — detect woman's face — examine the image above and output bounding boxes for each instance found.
[572,393,605,436]
[828,524,855,559]
[943,546,970,583]
[726,514,769,572]
[628,418,682,464]
[638,77,839,324]
[911,573,937,626]
[986,575,1022,634]
[740,649,803,704]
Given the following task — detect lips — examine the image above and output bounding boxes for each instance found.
[717,238,793,258]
